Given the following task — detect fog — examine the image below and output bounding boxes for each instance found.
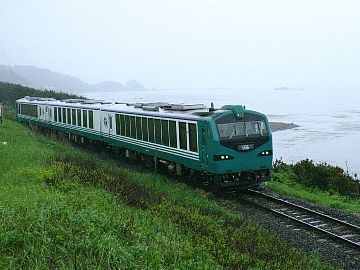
[1,0,360,90]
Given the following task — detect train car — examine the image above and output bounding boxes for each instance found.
[16,96,272,189]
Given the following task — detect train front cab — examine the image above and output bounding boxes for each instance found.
[204,106,273,189]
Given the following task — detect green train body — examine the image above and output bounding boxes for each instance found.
[16,97,272,189]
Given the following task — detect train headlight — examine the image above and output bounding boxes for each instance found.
[257,150,273,157]
[213,155,234,161]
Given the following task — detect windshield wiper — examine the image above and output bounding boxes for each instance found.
[257,121,263,136]
[229,128,235,139]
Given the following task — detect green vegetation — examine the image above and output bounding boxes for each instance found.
[268,159,360,215]
[0,82,84,121]
[0,82,83,105]
[0,120,335,269]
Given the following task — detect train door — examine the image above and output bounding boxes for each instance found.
[199,122,208,170]
[108,114,113,136]
[101,112,113,142]
[45,105,52,122]
[38,105,45,121]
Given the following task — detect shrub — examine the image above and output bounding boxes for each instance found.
[272,159,359,196]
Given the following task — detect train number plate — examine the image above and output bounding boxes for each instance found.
[238,144,254,151]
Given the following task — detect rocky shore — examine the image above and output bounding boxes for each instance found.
[270,122,299,132]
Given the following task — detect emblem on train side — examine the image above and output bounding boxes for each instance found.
[103,117,108,127]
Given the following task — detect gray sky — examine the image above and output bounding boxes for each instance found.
[1,0,360,89]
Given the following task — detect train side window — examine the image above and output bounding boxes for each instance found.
[189,123,198,152]
[89,111,94,129]
[169,121,177,148]
[179,122,187,150]
[54,107,57,121]
[83,110,88,128]
[125,115,130,137]
[142,117,148,141]
[72,109,76,125]
[67,108,71,124]
[154,119,161,144]
[58,108,62,122]
[148,118,155,143]
[115,114,120,135]
[136,117,142,140]
[20,104,26,116]
[161,120,169,146]
[77,109,81,126]
[21,104,38,117]
[130,116,136,138]
[62,108,66,123]
[120,114,125,135]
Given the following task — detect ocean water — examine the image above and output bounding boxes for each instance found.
[82,88,360,175]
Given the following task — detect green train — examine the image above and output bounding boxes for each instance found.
[16,96,273,189]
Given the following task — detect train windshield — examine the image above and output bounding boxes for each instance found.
[218,120,268,139]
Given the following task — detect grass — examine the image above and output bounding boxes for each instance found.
[266,171,360,215]
[0,119,337,269]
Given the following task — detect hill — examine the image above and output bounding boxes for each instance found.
[13,65,90,92]
[0,65,29,85]
[92,81,124,92]
[0,65,146,92]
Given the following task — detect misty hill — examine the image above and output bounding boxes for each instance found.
[13,65,90,92]
[0,66,30,85]
[92,81,124,92]
[0,65,146,93]
[125,79,146,90]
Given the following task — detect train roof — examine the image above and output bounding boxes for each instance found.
[16,96,227,120]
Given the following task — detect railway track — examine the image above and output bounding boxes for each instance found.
[242,189,360,251]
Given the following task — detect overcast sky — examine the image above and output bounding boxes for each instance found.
[1,0,360,89]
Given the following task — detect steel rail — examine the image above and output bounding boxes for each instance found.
[245,189,360,250]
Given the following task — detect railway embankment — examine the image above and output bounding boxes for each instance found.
[0,119,336,269]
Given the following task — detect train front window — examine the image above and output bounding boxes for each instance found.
[217,120,268,139]
[216,113,270,150]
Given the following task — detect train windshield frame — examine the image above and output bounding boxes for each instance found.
[215,113,270,151]
[217,120,268,140]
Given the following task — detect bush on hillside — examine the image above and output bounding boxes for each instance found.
[0,82,84,105]
[273,159,359,195]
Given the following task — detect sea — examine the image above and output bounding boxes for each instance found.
[81,88,360,176]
